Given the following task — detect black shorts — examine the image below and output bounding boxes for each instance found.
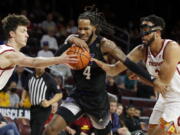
[57,97,110,130]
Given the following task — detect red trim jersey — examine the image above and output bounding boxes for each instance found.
[145,39,180,93]
[0,44,15,90]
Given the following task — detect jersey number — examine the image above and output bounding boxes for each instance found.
[83,66,91,80]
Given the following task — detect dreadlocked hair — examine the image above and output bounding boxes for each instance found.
[78,5,115,35]
[79,5,130,54]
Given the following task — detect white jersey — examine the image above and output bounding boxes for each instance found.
[0,44,15,90]
[145,39,180,93]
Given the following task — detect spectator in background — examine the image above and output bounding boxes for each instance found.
[7,81,20,108]
[136,82,155,99]
[67,20,78,34]
[124,74,137,91]
[116,103,129,130]
[109,98,130,135]
[106,76,119,95]
[0,113,20,135]
[0,88,10,107]
[40,26,59,52]
[10,66,29,90]
[37,41,54,57]
[40,13,56,32]
[19,92,31,108]
[115,75,125,89]
[124,106,142,132]
[116,104,124,117]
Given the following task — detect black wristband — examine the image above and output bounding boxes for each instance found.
[123,58,155,83]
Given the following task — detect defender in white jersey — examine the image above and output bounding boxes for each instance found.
[0,14,78,90]
[93,15,180,135]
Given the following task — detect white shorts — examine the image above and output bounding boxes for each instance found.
[149,93,180,132]
[60,97,110,129]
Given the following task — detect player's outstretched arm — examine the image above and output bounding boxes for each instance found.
[92,58,126,76]
[5,50,78,68]
[100,38,155,84]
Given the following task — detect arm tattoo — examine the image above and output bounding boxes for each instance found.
[102,40,126,62]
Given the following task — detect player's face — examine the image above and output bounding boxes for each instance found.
[13,26,29,48]
[141,21,156,46]
[78,19,96,43]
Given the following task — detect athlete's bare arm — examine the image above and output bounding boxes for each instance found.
[100,38,127,62]
[94,42,168,94]
[128,43,180,88]
[93,42,146,76]
[2,50,78,68]
[157,42,180,84]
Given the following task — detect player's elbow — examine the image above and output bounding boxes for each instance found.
[107,71,119,77]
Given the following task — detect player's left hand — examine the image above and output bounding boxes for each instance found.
[41,99,50,107]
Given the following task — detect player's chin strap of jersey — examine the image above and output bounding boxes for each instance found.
[140,24,163,37]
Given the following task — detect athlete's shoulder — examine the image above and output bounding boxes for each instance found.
[165,39,180,50]
[0,44,15,53]
[163,39,180,59]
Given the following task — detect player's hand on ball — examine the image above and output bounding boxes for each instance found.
[58,50,78,64]
[66,46,91,70]
[69,36,89,52]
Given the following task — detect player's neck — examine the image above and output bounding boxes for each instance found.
[7,40,21,51]
[150,38,163,54]
[88,34,97,46]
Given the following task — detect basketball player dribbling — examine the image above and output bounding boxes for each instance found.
[93,14,180,135]
[43,6,167,135]
[0,14,78,90]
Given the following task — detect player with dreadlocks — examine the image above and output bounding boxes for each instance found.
[43,6,167,135]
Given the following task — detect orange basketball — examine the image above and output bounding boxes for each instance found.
[67,45,91,70]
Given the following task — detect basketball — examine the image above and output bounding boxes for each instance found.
[66,45,91,70]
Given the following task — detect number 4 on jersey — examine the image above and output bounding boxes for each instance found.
[83,66,91,80]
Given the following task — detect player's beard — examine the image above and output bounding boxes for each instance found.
[143,35,155,47]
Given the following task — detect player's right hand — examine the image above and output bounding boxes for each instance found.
[58,50,78,64]
[69,36,89,52]
[92,58,117,76]
[92,58,110,71]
